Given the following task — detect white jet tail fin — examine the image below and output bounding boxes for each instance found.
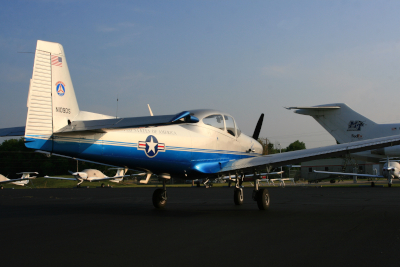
[287,103,378,144]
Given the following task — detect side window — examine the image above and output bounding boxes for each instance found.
[203,115,225,131]
[224,115,236,137]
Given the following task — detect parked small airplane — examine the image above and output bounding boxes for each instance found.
[0,172,38,187]
[313,158,400,187]
[286,103,400,162]
[2,41,400,210]
[44,168,131,187]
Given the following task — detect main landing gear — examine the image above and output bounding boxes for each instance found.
[152,179,168,209]
[252,175,270,210]
[233,174,244,205]
[231,173,270,210]
[254,188,270,210]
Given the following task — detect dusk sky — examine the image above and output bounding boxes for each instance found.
[1,0,400,148]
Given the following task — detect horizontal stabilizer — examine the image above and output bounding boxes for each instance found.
[285,105,341,110]
[43,176,77,181]
[56,112,199,133]
[0,126,25,137]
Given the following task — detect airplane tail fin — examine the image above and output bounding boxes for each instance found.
[114,167,128,177]
[25,40,80,151]
[0,174,9,182]
[287,103,377,144]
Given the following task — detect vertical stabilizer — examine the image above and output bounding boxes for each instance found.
[288,103,378,144]
[25,40,80,151]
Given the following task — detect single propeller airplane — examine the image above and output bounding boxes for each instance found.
[0,172,38,187]
[2,40,400,210]
[44,167,132,187]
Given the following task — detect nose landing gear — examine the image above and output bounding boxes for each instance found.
[233,173,244,205]
[152,179,168,209]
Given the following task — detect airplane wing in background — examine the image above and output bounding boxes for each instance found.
[218,135,400,174]
[0,177,33,184]
[0,126,25,136]
[313,170,382,178]
[43,176,77,181]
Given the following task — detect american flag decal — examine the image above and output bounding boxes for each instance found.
[51,55,62,67]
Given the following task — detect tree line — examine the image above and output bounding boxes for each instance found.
[0,138,107,179]
[257,138,306,155]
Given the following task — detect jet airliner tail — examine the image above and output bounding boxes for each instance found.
[286,103,378,144]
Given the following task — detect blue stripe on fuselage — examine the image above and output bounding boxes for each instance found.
[26,136,259,177]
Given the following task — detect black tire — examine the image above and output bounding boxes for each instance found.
[256,188,270,210]
[152,188,167,209]
[234,188,244,205]
[101,183,105,188]
[371,182,375,187]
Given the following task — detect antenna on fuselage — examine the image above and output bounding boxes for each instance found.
[116,95,119,119]
[148,104,154,116]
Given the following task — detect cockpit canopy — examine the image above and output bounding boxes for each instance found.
[189,109,241,137]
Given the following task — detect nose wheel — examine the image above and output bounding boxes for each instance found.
[152,179,168,209]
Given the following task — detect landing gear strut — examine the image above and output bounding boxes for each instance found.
[233,173,244,205]
[152,179,167,209]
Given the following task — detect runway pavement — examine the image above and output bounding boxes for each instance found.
[1,186,400,267]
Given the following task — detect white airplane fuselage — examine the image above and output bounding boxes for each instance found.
[28,110,262,179]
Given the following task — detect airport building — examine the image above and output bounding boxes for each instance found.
[301,158,381,181]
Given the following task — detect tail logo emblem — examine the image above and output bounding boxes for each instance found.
[56,81,66,96]
[138,135,166,158]
[347,120,364,131]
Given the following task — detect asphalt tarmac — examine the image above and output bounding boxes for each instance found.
[1,186,400,267]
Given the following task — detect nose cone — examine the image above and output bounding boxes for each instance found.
[73,172,88,179]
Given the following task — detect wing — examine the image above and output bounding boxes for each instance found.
[87,176,129,181]
[0,126,25,136]
[55,111,199,133]
[43,176,77,181]
[313,170,383,178]
[0,112,198,136]
[0,178,32,184]
[111,175,131,179]
[219,135,400,174]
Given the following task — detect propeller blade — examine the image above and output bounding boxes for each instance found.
[252,113,264,140]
